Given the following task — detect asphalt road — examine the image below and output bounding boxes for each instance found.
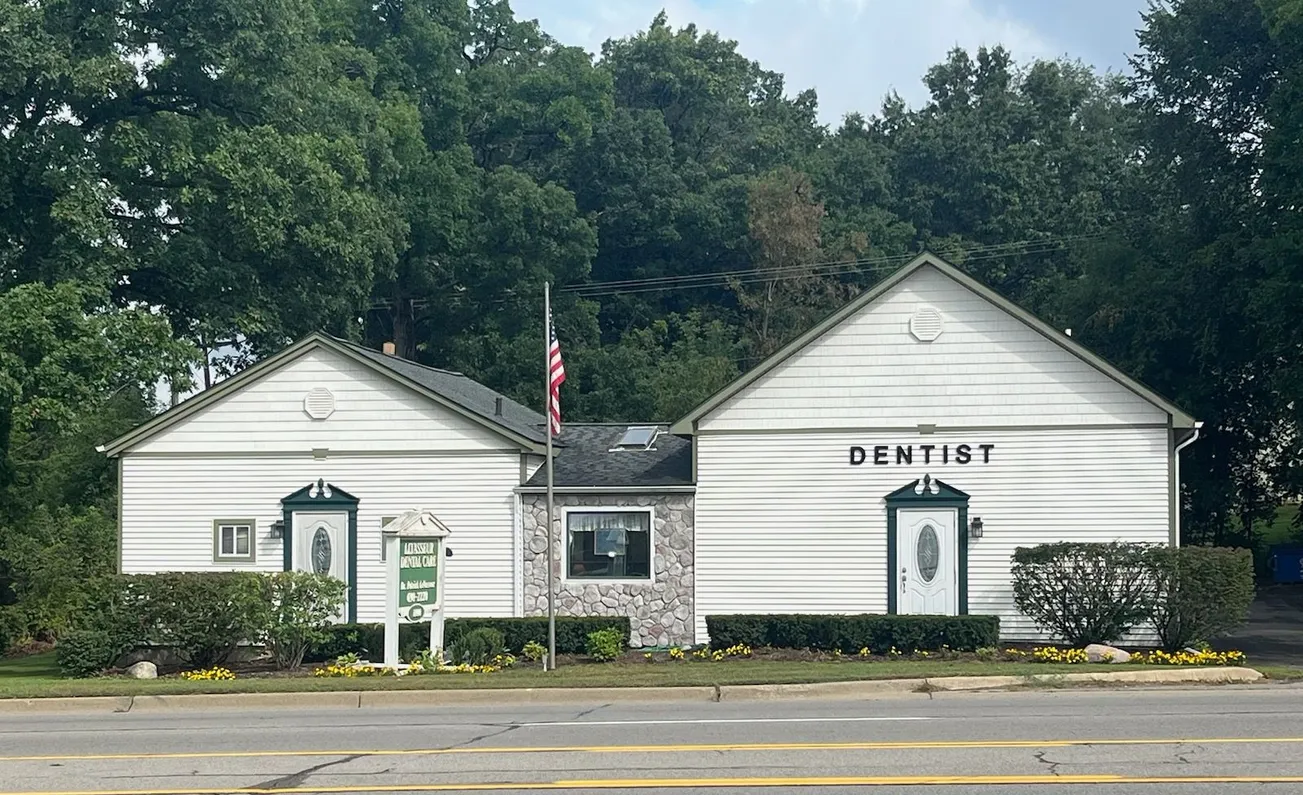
[3,687,1303,793]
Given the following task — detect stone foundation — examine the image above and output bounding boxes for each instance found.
[522,493,694,647]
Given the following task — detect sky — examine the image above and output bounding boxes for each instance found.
[511,0,1153,124]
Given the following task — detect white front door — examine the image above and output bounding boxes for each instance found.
[293,512,349,619]
[896,508,958,615]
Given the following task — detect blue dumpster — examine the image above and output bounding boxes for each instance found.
[1268,544,1303,583]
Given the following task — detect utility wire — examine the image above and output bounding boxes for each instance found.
[562,233,1107,298]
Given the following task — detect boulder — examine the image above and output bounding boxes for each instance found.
[1084,644,1131,664]
[126,661,158,679]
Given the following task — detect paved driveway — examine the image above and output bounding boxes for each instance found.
[1217,583,1303,664]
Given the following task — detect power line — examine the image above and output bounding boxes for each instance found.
[561,233,1107,298]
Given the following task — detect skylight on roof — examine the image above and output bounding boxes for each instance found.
[614,425,659,450]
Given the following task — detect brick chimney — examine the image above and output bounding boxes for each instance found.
[382,341,396,356]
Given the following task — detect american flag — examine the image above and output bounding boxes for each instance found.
[548,311,566,436]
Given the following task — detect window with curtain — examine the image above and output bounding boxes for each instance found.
[566,511,651,580]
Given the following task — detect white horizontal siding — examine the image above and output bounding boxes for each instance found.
[693,427,1170,642]
[701,266,1167,431]
[120,453,520,621]
[133,348,510,454]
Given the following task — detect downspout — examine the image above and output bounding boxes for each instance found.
[1172,421,1204,547]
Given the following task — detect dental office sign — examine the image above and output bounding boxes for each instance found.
[849,443,994,466]
[397,539,439,622]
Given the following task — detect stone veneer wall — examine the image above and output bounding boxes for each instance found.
[522,493,694,647]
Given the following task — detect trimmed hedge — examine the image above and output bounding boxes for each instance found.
[1011,542,1256,649]
[307,616,632,662]
[1144,546,1254,651]
[1011,542,1152,647]
[704,614,1000,652]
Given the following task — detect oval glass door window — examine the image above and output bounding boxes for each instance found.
[916,525,940,582]
[311,527,333,575]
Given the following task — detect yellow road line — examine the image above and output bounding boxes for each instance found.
[3,736,1303,763]
[9,774,1303,794]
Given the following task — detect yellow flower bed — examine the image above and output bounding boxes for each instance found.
[1130,648,1246,666]
[1026,646,1248,666]
[180,667,235,681]
[1031,646,1090,664]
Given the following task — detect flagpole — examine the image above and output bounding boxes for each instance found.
[544,282,557,672]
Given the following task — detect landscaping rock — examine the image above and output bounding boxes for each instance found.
[1084,644,1131,663]
[126,661,158,679]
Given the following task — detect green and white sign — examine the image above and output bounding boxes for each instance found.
[398,538,439,622]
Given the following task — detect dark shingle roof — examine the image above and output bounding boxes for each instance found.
[524,424,693,488]
[335,338,548,445]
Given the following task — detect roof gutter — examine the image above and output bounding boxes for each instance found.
[1172,421,1204,547]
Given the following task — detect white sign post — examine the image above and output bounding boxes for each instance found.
[382,510,451,669]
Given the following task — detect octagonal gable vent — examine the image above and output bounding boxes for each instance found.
[303,387,336,420]
[909,307,944,342]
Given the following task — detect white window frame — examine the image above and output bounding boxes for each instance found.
[213,520,256,563]
[561,506,655,584]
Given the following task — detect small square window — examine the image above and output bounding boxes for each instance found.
[213,520,256,563]
[565,510,652,581]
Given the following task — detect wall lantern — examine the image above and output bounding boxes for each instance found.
[969,517,983,539]
[270,520,285,540]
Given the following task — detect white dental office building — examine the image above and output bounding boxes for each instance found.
[104,253,1199,646]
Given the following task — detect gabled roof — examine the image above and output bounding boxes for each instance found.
[101,333,548,456]
[521,424,693,490]
[670,252,1197,434]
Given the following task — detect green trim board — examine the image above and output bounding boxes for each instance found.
[281,480,360,623]
[670,252,1198,435]
[885,477,970,616]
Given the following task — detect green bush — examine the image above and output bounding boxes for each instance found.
[446,627,505,666]
[585,628,625,661]
[308,617,632,662]
[444,617,631,655]
[1011,542,1154,646]
[0,607,23,655]
[704,614,1000,652]
[256,572,347,670]
[306,623,386,663]
[1145,546,1255,651]
[521,640,546,662]
[56,630,128,678]
[134,572,266,667]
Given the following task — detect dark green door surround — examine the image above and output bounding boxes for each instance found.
[885,475,970,615]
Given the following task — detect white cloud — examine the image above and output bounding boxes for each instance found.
[511,0,1059,124]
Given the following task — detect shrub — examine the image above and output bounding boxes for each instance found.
[307,617,633,661]
[521,640,546,662]
[306,623,386,663]
[56,630,129,678]
[0,607,22,655]
[1144,546,1254,651]
[446,627,505,666]
[133,572,266,667]
[585,628,625,661]
[704,614,999,652]
[256,572,347,670]
[1011,542,1153,646]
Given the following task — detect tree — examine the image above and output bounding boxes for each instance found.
[731,167,844,358]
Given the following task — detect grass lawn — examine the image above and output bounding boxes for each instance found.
[0,651,1277,700]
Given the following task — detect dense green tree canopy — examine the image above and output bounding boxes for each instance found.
[2,0,1299,642]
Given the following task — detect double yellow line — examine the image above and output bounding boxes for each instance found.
[5,738,1303,793]
[7,775,1303,794]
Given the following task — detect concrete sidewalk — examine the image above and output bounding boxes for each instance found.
[0,666,1265,714]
